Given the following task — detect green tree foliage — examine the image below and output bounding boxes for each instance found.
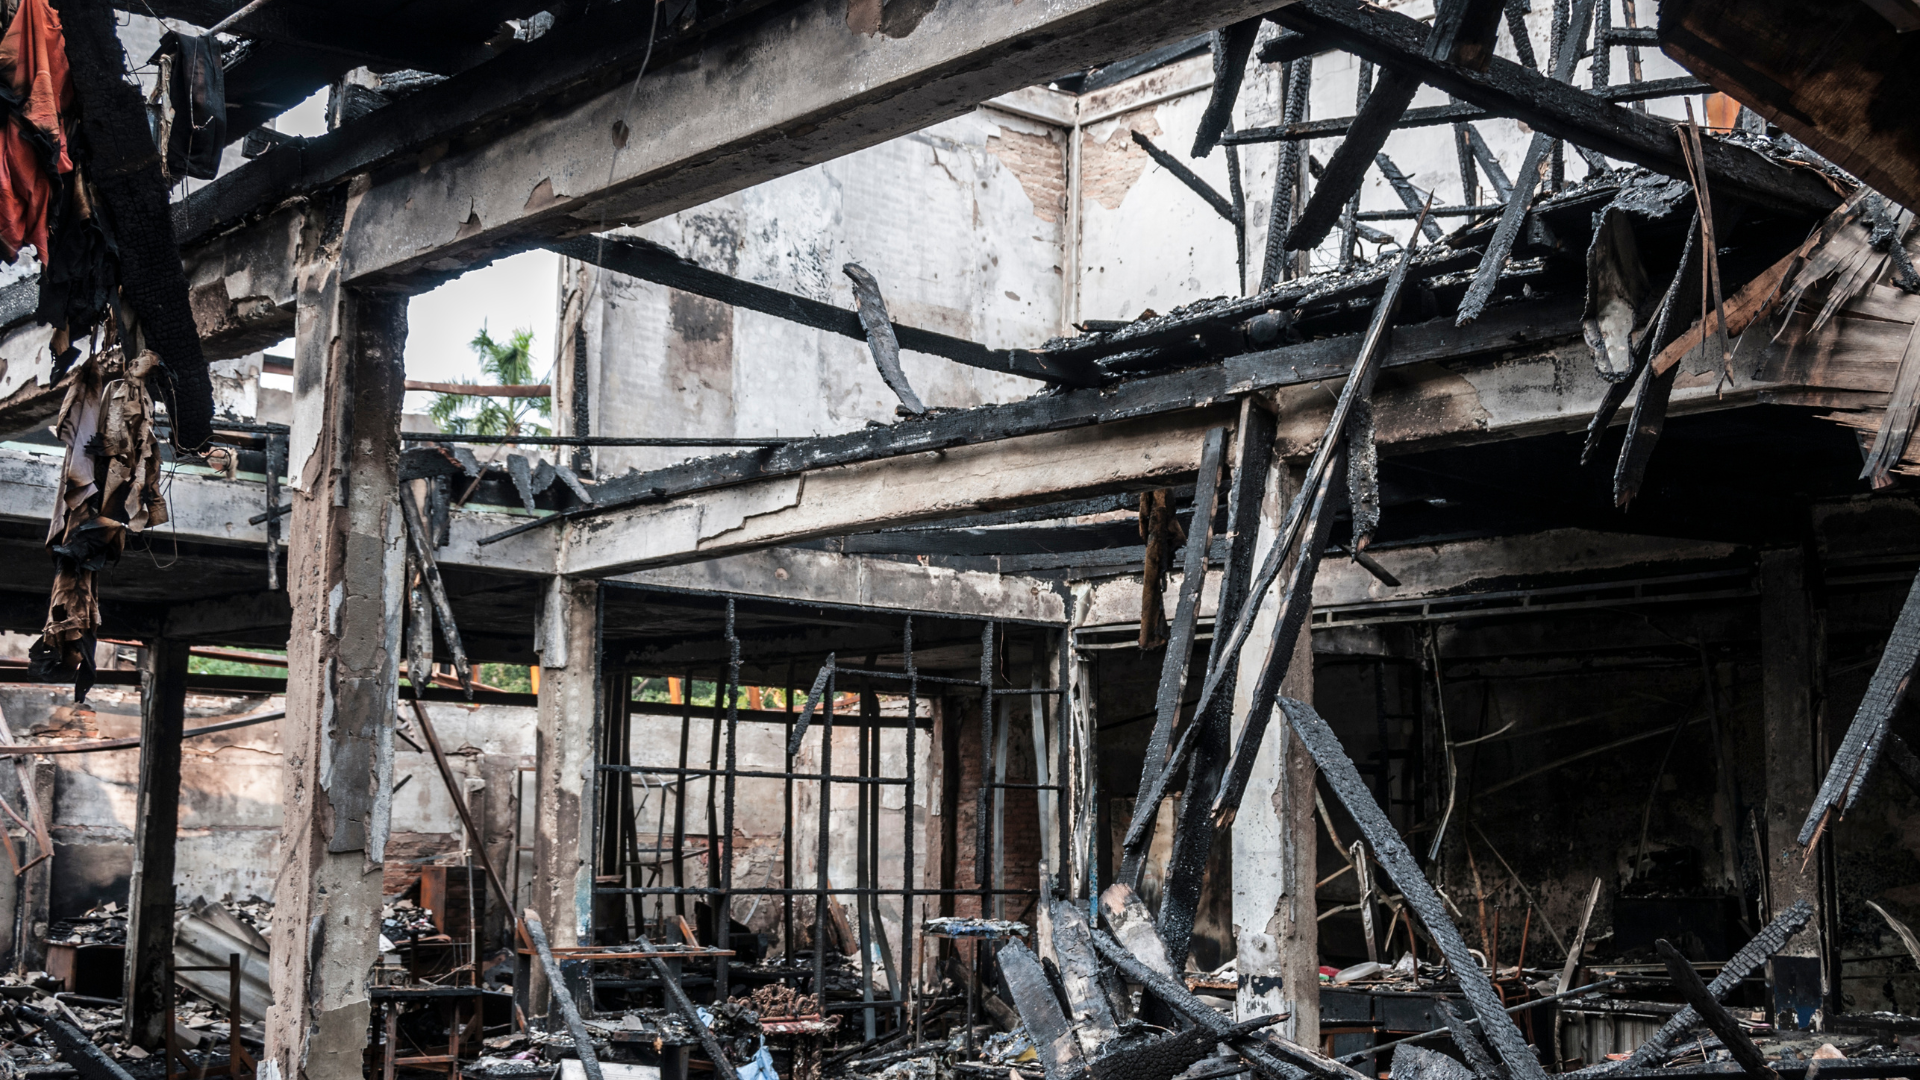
[427,326,552,436]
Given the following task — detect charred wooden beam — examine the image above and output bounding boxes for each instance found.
[1194,17,1264,158]
[1287,68,1424,252]
[1270,0,1842,216]
[1286,0,1511,251]
[560,294,1581,543]
[1134,131,1240,224]
[1091,929,1360,1080]
[1276,697,1547,1080]
[1222,78,1711,144]
[553,236,1099,387]
[844,263,927,414]
[1654,939,1777,1078]
[1580,899,1813,1074]
[1798,567,1920,848]
[999,940,1084,1080]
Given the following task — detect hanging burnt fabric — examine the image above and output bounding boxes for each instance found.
[33,166,113,334]
[149,31,223,180]
[0,0,73,262]
[29,346,167,702]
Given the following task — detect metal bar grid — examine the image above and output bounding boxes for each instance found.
[588,605,1050,1045]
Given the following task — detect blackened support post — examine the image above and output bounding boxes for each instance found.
[124,636,189,1049]
[1761,549,1827,1030]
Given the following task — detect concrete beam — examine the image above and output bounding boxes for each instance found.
[614,546,1069,625]
[182,0,1288,355]
[561,408,1234,578]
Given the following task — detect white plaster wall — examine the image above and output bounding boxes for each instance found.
[576,109,1066,478]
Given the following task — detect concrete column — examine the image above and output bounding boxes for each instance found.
[264,262,406,1080]
[124,636,189,1048]
[1759,547,1826,1029]
[1233,458,1318,1050]
[531,576,601,1007]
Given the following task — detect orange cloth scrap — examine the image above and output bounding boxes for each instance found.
[0,0,72,262]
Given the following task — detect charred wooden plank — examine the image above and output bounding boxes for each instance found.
[1210,453,1344,828]
[1393,1045,1477,1080]
[1798,570,1920,847]
[1195,18,1264,158]
[1271,0,1841,216]
[1437,1002,1507,1080]
[1275,697,1547,1080]
[1427,0,1509,70]
[1092,930,1360,1080]
[1456,0,1594,324]
[523,913,611,1080]
[1654,939,1776,1078]
[999,939,1084,1080]
[844,263,926,415]
[1049,899,1124,1055]
[1099,883,1175,977]
[1262,57,1315,290]
[1570,899,1812,1075]
[555,236,1098,387]
[1374,155,1446,243]
[1184,235,1427,777]
[1135,131,1240,224]
[1158,401,1277,969]
[1286,68,1424,251]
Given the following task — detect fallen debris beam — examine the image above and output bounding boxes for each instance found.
[1091,929,1351,1080]
[1655,939,1777,1078]
[1276,698,1546,1080]
[523,912,608,1080]
[552,236,1098,387]
[1572,899,1814,1075]
[1269,0,1841,216]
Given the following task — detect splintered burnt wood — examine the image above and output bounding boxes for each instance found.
[1049,899,1124,1056]
[1572,899,1814,1075]
[845,263,927,415]
[1654,939,1777,1079]
[522,912,607,1080]
[1436,1001,1506,1080]
[1158,405,1280,969]
[1119,428,1228,888]
[1275,698,1546,1080]
[1800,566,1920,847]
[998,939,1083,1080]
[1091,929,1369,1080]
[1194,18,1263,158]
[553,236,1098,386]
[1270,0,1840,217]
[1134,131,1241,224]
[1455,0,1595,325]
[1285,67,1424,252]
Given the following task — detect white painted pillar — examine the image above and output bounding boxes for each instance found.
[1232,459,1318,1049]
[265,255,406,1080]
[531,576,602,1006]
